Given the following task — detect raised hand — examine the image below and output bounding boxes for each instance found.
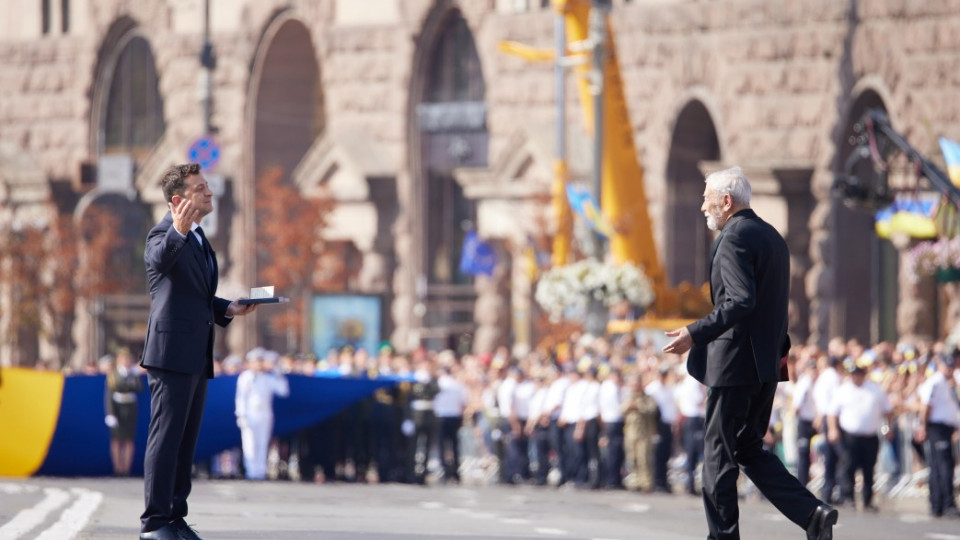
[169,198,200,235]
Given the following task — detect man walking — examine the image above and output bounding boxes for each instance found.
[914,351,959,518]
[663,167,836,540]
[140,163,257,540]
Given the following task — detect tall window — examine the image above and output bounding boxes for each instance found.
[60,0,69,33]
[41,0,51,34]
[102,36,165,158]
[421,12,486,285]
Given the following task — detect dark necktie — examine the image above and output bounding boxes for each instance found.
[194,226,215,284]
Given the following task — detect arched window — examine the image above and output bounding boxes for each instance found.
[101,35,164,159]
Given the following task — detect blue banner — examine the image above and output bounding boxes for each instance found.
[34,373,400,477]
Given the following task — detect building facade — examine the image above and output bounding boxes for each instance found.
[1,0,959,366]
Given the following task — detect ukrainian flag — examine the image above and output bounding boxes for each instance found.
[940,137,960,187]
[0,367,402,477]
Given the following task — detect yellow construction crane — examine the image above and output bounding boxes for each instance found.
[500,0,711,330]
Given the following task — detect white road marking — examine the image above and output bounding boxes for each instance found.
[900,514,932,523]
[0,487,70,539]
[0,483,38,495]
[619,503,650,513]
[535,527,569,535]
[419,501,445,510]
[34,488,103,540]
[501,517,531,525]
[925,534,960,540]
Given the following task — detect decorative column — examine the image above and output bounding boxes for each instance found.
[894,236,938,341]
[473,243,511,354]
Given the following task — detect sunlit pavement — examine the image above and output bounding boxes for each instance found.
[0,477,956,540]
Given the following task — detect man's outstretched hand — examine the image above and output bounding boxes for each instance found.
[663,326,693,355]
[227,299,258,317]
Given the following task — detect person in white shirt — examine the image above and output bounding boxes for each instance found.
[544,363,571,483]
[236,348,290,480]
[496,365,519,483]
[791,356,819,487]
[915,352,960,517]
[434,364,468,483]
[645,364,678,493]
[559,365,586,486]
[812,352,842,502]
[827,361,893,512]
[674,369,706,495]
[598,367,626,489]
[577,364,602,488]
[525,367,552,485]
[509,366,536,483]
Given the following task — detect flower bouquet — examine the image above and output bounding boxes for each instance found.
[534,258,655,321]
[906,236,960,283]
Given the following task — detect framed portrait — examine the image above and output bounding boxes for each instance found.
[311,294,382,357]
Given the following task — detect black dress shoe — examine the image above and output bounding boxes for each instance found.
[140,524,181,540]
[806,504,839,540]
[172,518,205,540]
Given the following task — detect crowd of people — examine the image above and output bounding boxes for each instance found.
[156,332,958,519]
[68,329,958,518]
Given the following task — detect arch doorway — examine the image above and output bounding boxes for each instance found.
[249,16,324,351]
[410,6,488,350]
[665,100,720,287]
[832,90,897,343]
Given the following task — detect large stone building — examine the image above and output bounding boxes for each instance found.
[1,0,959,366]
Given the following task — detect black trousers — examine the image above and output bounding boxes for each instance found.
[795,418,816,487]
[819,425,840,502]
[141,368,207,533]
[682,416,706,494]
[602,420,625,488]
[703,383,820,540]
[437,415,462,481]
[924,422,957,515]
[532,423,551,485]
[654,420,673,491]
[839,431,879,506]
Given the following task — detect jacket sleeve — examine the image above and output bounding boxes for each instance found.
[213,296,232,327]
[687,229,757,345]
[144,224,189,277]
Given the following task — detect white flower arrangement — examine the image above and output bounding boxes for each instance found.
[534,258,655,321]
[906,236,960,283]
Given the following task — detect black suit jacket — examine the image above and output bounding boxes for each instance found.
[685,209,790,387]
[140,212,231,379]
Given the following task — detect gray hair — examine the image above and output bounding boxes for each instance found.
[705,166,751,207]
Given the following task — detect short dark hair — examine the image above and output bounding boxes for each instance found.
[160,163,202,203]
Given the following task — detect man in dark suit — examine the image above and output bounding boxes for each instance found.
[139,163,257,540]
[663,167,836,540]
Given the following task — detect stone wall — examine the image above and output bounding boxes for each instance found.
[2,0,960,360]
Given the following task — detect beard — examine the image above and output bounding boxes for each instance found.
[705,211,719,231]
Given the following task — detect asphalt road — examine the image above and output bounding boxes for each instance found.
[0,477,956,540]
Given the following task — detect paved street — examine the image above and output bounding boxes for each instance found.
[0,477,957,540]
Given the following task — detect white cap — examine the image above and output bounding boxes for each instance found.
[246,346,266,361]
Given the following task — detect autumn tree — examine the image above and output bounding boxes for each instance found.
[255,166,334,351]
[0,206,124,368]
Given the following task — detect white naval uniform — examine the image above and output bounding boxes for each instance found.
[236,370,290,479]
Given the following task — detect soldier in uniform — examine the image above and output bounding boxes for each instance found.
[406,353,439,484]
[104,348,143,476]
[623,370,659,492]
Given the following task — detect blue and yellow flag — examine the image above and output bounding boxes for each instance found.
[875,195,938,239]
[565,183,614,237]
[940,137,960,187]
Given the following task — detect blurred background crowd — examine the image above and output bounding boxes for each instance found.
[83,330,960,519]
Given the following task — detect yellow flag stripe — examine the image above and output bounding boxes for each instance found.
[0,367,64,476]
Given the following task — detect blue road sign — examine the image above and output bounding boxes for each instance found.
[188,135,221,171]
